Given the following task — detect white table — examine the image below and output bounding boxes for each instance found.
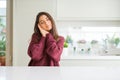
[0,67,120,80]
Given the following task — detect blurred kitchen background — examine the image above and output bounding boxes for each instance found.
[1,0,120,66]
[59,26,120,56]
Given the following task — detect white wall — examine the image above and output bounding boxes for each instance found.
[13,0,120,66]
[13,0,56,66]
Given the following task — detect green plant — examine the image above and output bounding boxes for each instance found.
[91,40,98,44]
[106,34,120,47]
[106,34,115,44]
[64,41,68,48]
[65,35,73,43]
[0,51,5,56]
[64,35,73,48]
[114,37,120,46]
[0,36,6,51]
[0,36,6,56]
[0,17,6,57]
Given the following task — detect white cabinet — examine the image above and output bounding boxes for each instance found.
[57,0,120,20]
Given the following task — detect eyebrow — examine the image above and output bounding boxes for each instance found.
[39,20,44,22]
[39,17,49,22]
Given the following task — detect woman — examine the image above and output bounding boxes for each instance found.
[28,12,64,66]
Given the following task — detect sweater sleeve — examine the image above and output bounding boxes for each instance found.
[45,33,65,62]
[28,33,46,61]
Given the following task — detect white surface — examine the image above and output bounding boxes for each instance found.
[0,67,120,80]
[61,56,120,59]
[57,0,120,20]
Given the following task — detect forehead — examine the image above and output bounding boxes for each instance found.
[39,15,48,21]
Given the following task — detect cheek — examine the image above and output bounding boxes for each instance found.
[49,22,52,27]
[49,24,52,30]
[40,24,46,29]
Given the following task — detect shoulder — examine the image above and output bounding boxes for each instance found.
[32,33,38,38]
[31,33,40,43]
[32,33,42,39]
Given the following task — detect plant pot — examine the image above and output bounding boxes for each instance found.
[62,48,68,56]
[0,51,6,66]
[0,56,5,66]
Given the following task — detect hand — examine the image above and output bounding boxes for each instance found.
[38,24,49,37]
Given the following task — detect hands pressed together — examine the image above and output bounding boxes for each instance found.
[38,24,49,37]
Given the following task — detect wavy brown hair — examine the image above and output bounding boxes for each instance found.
[34,12,59,41]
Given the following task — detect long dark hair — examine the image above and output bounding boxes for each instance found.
[34,12,59,41]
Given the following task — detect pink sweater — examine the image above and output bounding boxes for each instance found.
[28,33,64,66]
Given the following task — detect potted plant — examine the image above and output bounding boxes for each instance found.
[0,17,6,66]
[62,36,72,56]
[106,34,120,49]
[64,41,68,48]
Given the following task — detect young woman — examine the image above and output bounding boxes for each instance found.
[28,12,64,66]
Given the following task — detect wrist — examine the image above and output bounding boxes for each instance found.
[42,33,49,37]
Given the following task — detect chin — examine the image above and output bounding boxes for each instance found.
[46,29,51,32]
[48,28,52,31]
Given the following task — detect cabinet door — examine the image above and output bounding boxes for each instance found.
[57,0,120,20]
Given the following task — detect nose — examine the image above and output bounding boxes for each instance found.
[45,21,49,25]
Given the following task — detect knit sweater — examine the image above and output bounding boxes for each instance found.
[28,33,64,66]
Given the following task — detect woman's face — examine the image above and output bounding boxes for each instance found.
[38,15,52,31]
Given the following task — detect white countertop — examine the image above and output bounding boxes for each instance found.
[0,67,120,80]
[61,55,120,60]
